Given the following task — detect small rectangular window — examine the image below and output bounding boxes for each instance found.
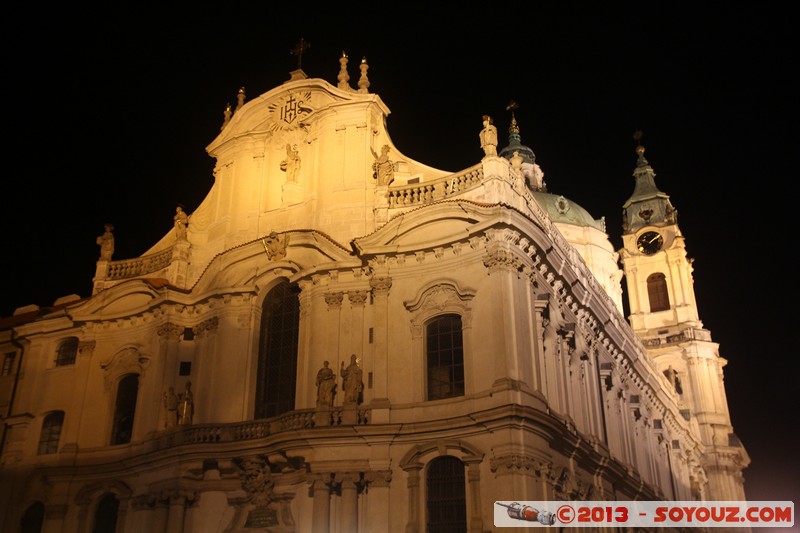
[1,352,15,376]
[179,362,192,376]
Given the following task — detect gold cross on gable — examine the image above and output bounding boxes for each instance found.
[290,38,311,69]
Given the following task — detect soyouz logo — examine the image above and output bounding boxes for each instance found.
[494,501,795,528]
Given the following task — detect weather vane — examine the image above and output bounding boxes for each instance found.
[290,38,311,69]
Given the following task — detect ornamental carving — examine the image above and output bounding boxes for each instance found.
[235,455,275,507]
[193,316,219,338]
[490,454,552,478]
[99,346,149,390]
[324,292,344,309]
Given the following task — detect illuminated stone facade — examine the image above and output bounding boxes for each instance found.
[0,60,748,532]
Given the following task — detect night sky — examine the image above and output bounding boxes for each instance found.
[3,7,795,508]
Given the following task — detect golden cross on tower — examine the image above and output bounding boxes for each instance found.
[290,38,311,69]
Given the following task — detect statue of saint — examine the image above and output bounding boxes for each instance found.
[315,360,336,407]
[340,354,363,404]
[479,115,498,157]
[281,144,301,182]
[372,144,394,186]
[96,223,115,261]
[174,206,189,240]
[177,381,194,425]
[163,386,178,428]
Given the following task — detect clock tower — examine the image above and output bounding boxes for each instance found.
[618,134,749,501]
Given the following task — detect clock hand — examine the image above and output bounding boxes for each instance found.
[649,235,660,244]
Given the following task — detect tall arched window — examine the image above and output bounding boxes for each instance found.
[20,501,44,533]
[426,314,464,401]
[255,281,300,419]
[110,374,139,445]
[38,411,64,455]
[56,337,78,366]
[92,493,119,533]
[647,272,670,312]
[426,456,467,533]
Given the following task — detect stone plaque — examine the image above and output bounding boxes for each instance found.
[244,507,278,528]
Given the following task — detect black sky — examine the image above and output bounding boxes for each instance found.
[3,7,796,506]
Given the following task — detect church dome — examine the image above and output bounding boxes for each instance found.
[531,191,605,231]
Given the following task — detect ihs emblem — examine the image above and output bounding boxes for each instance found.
[268,91,313,132]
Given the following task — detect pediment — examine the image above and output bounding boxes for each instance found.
[207,77,388,154]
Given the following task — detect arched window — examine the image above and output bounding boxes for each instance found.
[56,337,78,366]
[20,501,44,533]
[647,272,670,312]
[38,411,64,455]
[110,374,139,445]
[426,456,467,533]
[255,281,300,419]
[426,314,464,401]
[92,492,119,533]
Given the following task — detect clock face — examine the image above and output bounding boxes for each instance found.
[637,231,663,255]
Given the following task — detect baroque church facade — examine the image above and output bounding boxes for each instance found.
[0,55,748,532]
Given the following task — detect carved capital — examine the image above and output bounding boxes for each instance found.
[157,322,184,340]
[324,292,344,309]
[369,276,393,293]
[347,290,369,306]
[193,316,219,338]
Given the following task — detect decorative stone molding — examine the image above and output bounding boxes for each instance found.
[369,276,392,293]
[482,248,524,273]
[363,469,393,488]
[324,292,344,309]
[157,322,184,340]
[99,346,150,390]
[78,340,96,357]
[235,455,275,507]
[405,281,475,336]
[347,290,369,306]
[489,454,552,478]
[192,316,219,338]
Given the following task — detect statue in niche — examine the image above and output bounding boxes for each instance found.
[96,223,115,261]
[174,206,189,240]
[163,386,179,428]
[479,115,498,157]
[280,143,301,182]
[371,144,395,186]
[177,381,194,425]
[315,360,337,407]
[663,365,683,395]
[340,354,364,404]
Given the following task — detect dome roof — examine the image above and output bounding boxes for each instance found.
[531,191,605,231]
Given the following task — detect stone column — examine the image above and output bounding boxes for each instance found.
[157,322,184,432]
[337,471,360,533]
[363,470,392,533]
[165,490,192,533]
[310,475,331,533]
[403,464,422,533]
[369,276,392,419]
[464,459,484,533]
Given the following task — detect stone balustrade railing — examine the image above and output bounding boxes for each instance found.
[152,407,370,450]
[106,248,173,280]
[387,164,483,208]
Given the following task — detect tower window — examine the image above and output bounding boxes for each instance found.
[647,273,670,312]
